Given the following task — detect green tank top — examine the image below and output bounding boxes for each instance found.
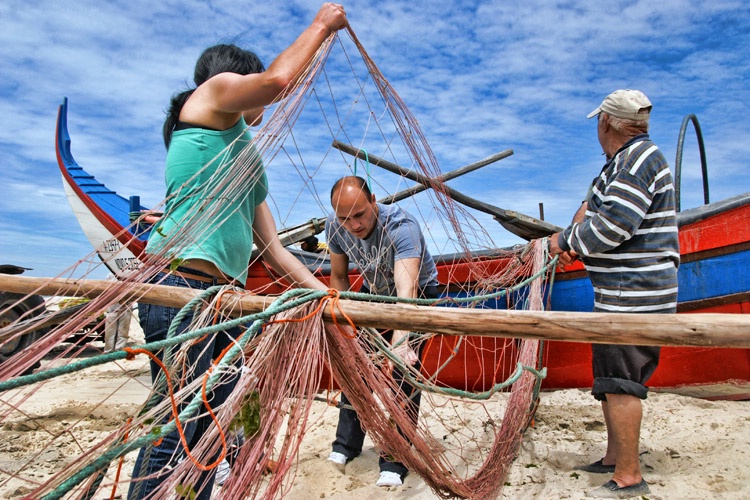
[146,118,268,285]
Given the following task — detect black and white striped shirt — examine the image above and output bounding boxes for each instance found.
[558,134,680,313]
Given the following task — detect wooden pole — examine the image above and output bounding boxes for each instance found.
[2,274,749,349]
[379,149,514,205]
[332,140,562,240]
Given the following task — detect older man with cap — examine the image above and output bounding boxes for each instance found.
[547,90,679,499]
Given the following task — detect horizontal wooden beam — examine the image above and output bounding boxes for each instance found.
[1,275,749,349]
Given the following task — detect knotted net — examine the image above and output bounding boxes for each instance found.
[0,26,558,499]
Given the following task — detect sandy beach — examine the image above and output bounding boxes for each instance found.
[0,319,748,500]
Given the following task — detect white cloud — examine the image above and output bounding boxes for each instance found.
[1,0,748,277]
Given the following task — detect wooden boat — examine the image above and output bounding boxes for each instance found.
[55,98,750,396]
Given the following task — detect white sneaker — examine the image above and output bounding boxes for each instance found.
[327,451,347,473]
[376,471,403,487]
[215,458,231,486]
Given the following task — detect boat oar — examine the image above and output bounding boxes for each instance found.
[332,140,561,240]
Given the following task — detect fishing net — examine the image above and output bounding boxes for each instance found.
[0,27,558,499]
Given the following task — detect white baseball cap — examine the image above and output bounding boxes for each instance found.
[587,89,652,121]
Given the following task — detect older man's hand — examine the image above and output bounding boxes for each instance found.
[548,232,563,255]
[557,250,579,267]
[547,232,578,268]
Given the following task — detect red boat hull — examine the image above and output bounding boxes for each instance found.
[56,98,750,396]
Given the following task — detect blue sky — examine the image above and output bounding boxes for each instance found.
[1,0,748,278]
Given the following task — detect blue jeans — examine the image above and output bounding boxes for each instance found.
[332,347,424,477]
[128,272,241,500]
[332,285,438,478]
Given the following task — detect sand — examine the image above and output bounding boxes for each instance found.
[0,320,748,500]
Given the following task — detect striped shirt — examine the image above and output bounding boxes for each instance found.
[558,135,680,313]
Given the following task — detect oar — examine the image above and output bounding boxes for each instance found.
[379,149,514,205]
[332,141,561,240]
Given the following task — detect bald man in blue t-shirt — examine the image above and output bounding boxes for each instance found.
[324,175,438,488]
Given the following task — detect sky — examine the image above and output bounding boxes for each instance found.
[1,0,749,278]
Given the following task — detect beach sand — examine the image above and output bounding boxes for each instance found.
[1,320,748,499]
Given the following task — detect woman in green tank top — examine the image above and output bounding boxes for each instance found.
[129,5,348,500]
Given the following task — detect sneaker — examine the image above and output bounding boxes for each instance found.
[215,458,231,486]
[376,471,403,487]
[327,451,347,473]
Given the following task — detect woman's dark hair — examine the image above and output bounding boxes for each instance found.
[163,44,265,148]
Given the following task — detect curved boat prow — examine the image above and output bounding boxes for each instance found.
[55,98,146,277]
[56,98,74,167]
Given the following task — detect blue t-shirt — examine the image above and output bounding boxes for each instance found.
[325,203,438,296]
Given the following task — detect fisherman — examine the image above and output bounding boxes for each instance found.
[324,175,439,487]
[545,89,679,499]
[103,301,132,352]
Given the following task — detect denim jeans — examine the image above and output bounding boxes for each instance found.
[128,272,241,500]
[332,346,424,477]
[332,285,438,478]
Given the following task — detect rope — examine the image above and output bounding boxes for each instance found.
[30,250,558,499]
[352,148,372,192]
[39,288,326,499]
[0,253,558,395]
[108,418,131,500]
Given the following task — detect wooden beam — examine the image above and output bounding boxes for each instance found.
[379,149,514,205]
[1,275,749,349]
[332,140,562,240]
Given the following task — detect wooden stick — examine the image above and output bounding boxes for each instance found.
[1,274,749,349]
[332,140,562,240]
[379,149,514,205]
[275,216,327,246]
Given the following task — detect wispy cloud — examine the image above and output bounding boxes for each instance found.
[1,0,748,276]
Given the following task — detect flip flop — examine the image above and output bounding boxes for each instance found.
[587,479,650,499]
[573,458,616,473]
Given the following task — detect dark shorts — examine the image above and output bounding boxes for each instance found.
[591,344,661,401]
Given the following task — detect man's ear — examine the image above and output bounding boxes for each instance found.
[600,114,611,132]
